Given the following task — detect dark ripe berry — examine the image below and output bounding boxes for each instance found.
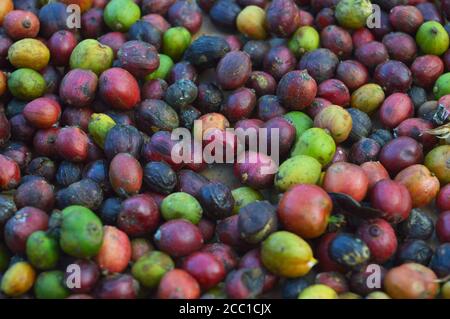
[394,118,437,150]
[198,182,234,220]
[281,274,315,299]
[437,211,450,243]
[396,239,433,265]
[382,32,417,64]
[408,86,427,111]
[168,62,198,84]
[56,178,103,210]
[238,248,278,293]
[99,197,123,225]
[141,79,168,100]
[99,68,141,111]
[180,105,201,130]
[352,28,375,48]
[398,208,434,240]
[256,95,286,121]
[154,219,204,257]
[237,0,267,8]
[354,41,388,69]
[104,125,143,160]
[4,206,48,254]
[82,159,111,194]
[59,69,98,108]
[371,179,412,224]
[26,157,56,181]
[374,60,412,95]
[168,0,202,34]
[23,98,61,129]
[98,32,127,57]
[184,35,231,70]
[143,161,177,195]
[118,40,159,79]
[0,195,15,228]
[277,70,317,110]
[142,0,175,15]
[298,48,339,83]
[262,116,296,157]
[182,252,226,290]
[238,200,278,245]
[0,153,20,191]
[135,100,179,135]
[141,131,183,170]
[310,0,339,12]
[329,233,371,269]
[195,82,223,114]
[1,142,31,170]
[164,79,198,110]
[48,30,77,67]
[198,219,215,242]
[379,136,423,175]
[234,151,277,190]
[315,8,335,31]
[222,87,256,122]
[265,0,300,37]
[3,9,40,40]
[246,71,277,97]
[38,2,70,38]
[389,5,424,34]
[9,114,35,142]
[225,268,264,299]
[349,138,381,165]
[55,127,89,162]
[336,60,369,92]
[109,153,143,197]
[118,194,160,236]
[94,274,139,299]
[437,185,450,212]
[81,8,106,39]
[411,55,444,88]
[320,25,353,59]
[142,14,171,33]
[128,20,162,50]
[416,2,443,23]
[202,243,239,272]
[243,40,270,69]
[263,46,297,80]
[429,244,450,277]
[0,110,11,147]
[216,51,252,90]
[314,272,348,295]
[177,169,209,199]
[61,107,93,133]
[0,33,12,68]
[369,129,393,148]
[357,219,397,264]
[157,269,201,299]
[65,259,100,294]
[14,178,54,212]
[379,93,414,129]
[316,233,345,273]
[209,0,241,31]
[317,79,350,106]
[56,161,82,187]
